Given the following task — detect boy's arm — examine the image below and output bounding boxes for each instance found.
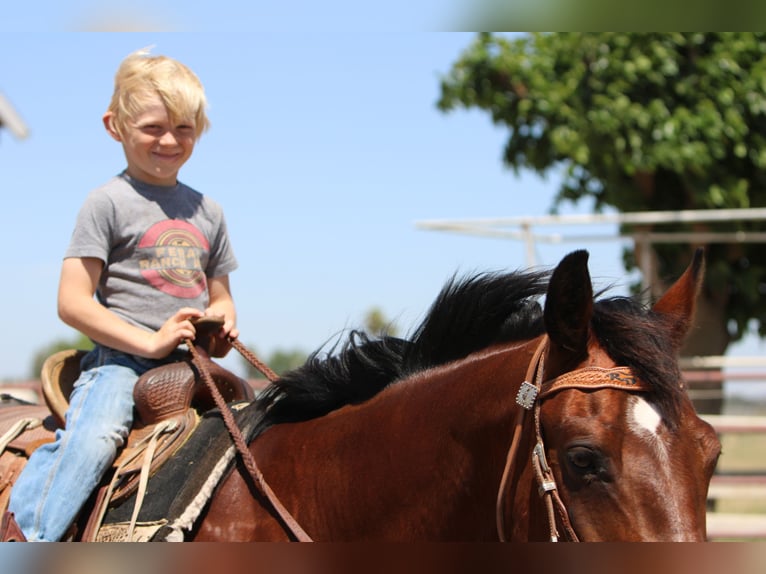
[204,274,237,357]
[57,257,203,359]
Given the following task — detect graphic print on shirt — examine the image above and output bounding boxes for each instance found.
[137,219,209,298]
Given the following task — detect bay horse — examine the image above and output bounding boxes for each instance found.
[189,248,720,541]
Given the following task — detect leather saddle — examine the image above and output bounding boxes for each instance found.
[0,320,256,540]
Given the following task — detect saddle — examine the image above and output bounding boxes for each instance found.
[0,323,256,541]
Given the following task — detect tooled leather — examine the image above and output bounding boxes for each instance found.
[133,363,197,424]
[133,359,254,424]
[0,405,56,453]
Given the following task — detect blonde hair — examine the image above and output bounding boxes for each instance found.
[106,48,210,138]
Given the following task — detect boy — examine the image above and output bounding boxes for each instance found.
[6,48,239,541]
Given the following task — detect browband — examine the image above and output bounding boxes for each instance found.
[539,366,651,400]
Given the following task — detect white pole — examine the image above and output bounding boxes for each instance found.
[522,222,536,266]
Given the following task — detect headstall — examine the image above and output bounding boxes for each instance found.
[496,336,652,542]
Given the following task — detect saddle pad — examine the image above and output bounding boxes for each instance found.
[98,401,263,541]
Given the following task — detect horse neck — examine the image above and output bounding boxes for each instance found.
[410,337,540,421]
[236,337,546,541]
[427,337,546,536]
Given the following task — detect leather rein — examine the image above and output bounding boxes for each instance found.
[185,335,313,542]
[495,336,652,542]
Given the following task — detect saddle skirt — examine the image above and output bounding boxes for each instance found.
[0,351,256,541]
[0,405,57,516]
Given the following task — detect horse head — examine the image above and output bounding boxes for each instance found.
[513,248,721,541]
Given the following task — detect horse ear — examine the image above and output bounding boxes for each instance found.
[544,250,593,365]
[652,247,705,343]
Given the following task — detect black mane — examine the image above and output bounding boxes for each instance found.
[252,269,549,427]
[246,269,687,433]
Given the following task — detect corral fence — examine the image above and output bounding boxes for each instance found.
[682,356,766,541]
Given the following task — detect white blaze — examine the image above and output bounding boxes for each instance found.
[630,396,662,436]
[627,396,689,538]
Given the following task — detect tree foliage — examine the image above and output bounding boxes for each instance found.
[363,306,399,338]
[239,346,308,379]
[438,32,766,348]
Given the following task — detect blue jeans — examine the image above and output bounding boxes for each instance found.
[8,345,183,541]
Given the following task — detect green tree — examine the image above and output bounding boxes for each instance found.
[265,349,309,376]
[363,307,399,338]
[239,346,308,379]
[438,33,766,362]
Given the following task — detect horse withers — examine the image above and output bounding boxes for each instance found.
[191,249,720,541]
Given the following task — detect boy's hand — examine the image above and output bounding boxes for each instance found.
[196,311,237,358]
[148,308,204,358]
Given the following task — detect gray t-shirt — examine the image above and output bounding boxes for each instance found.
[65,172,238,333]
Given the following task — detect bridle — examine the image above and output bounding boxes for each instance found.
[495,335,652,542]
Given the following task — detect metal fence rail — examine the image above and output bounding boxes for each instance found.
[688,367,766,541]
[707,513,766,540]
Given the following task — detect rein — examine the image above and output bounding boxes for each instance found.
[495,336,652,542]
[184,336,313,542]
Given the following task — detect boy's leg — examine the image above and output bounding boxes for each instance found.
[7,363,136,542]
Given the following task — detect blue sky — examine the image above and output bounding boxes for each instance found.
[1,1,462,32]
[1,31,764,398]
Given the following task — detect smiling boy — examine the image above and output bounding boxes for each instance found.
[6,48,239,541]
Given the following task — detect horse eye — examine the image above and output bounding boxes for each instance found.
[567,446,597,472]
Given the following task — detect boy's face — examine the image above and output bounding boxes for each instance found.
[104,94,196,186]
